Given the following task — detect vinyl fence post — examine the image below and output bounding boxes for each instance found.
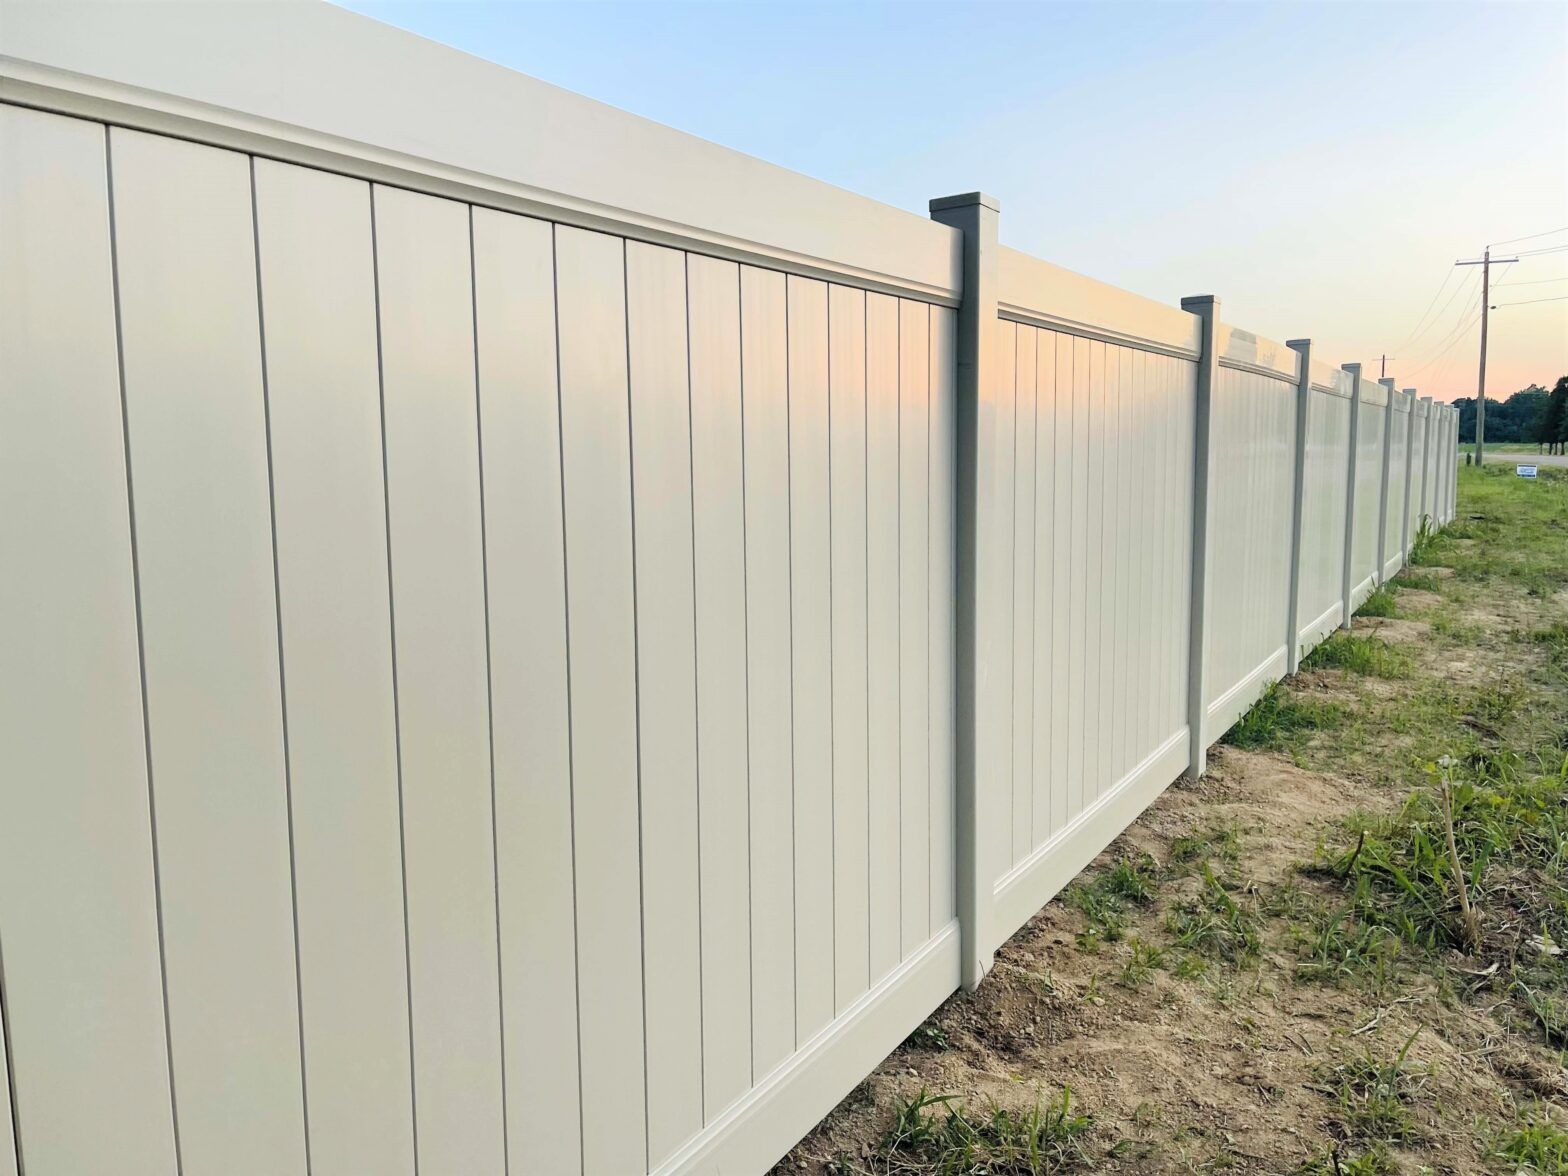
[1400,388,1418,559]
[1375,377,1396,583]
[1418,396,1434,533]
[1180,295,1220,778]
[1284,339,1313,675]
[1448,408,1458,521]
[1442,410,1455,523]
[1339,363,1363,630]
[929,191,1000,992]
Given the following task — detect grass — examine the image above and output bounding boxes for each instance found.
[1223,682,1344,752]
[872,1088,1092,1175]
[1292,907,1401,990]
[1116,938,1165,989]
[1490,1103,1568,1174]
[1319,752,1568,959]
[1314,1030,1430,1145]
[1355,583,1398,618]
[1300,631,1410,679]
[1064,854,1159,947]
[1289,1145,1394,1175]
[1164,865,1261,965]
[904,1019,952,1053]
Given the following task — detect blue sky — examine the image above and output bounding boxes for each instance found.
[341,1,1567,401]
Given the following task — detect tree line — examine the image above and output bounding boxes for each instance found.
[1453,375,1568,452]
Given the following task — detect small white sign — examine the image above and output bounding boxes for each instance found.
[1517,464,1539,479]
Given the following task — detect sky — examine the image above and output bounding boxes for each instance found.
[340,0,1567,403]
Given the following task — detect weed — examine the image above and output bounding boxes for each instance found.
[1293,908,1401,988]
[1320,751,1568,960]
[1170,825,1241,870]
[1065,854,1159,945]
[1301,632,1411,679]
[1117,939,1165,988]
[904,1019,952,1052]
[1314,1029,1429,1144]
[1490,1102,1568,1173]
[1225,683,1345,752]
[879,1086,1092,1174]
[1396,570,1443,593]
[1531,622,1568,675]
[1356,584,1398,619]
[1165,866,1261,965]
[1288,1144,1394,1175]
[1409,517,1438,566]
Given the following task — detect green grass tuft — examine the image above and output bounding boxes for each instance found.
[1165,865,1261,965]
[1314,1029,1429,1145]
[1065,854,1160,947]
[1355,583,1398,618]
[1225,683,1345,752]
[878,1087,1092,1174]
[1301,632,1411,679]
[1490,1103,1568,1173]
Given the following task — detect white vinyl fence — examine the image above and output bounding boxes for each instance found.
[0,5,1462,1175]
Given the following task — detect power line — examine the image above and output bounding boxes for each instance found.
[1404,269,1482,365]
[1390,267,1457,353]
[1402,266,1479,356]
[1488,225,1568,248]
[1494,295,1568,307]
[1492,276,1568,288]
[1406,304,1481,370]
[1405,309,1481,378]
[1507,243,1568,258]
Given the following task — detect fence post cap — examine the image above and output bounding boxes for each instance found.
[1179,294,1219,311]
[1341,361,1362,374]
[929,191,1000,214]
[1286,337,1311,350]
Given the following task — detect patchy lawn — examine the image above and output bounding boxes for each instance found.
[777,464,1568,1175]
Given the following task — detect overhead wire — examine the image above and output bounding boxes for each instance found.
[1401,265,1480,356]
[1403,267,1482,365]
[1404,309,1482,379]
[1390,267,1458,354]
[1488,226,1568,248]
[1506,243,1568,258]
[1491,275,1568,288]
[1493,295,1568,307]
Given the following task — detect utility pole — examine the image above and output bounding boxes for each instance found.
[1379,354,1395,379]
[1456,247,1518,466]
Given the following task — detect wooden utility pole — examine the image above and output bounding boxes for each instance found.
[1379,354,1395,379]
[1456,248,1518,466]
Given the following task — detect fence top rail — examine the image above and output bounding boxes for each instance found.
[1309,358,1356,398]
[1358,377,1389,409]
[0,0,962,304]
[1214,322,1300,383]
[996,245,1203,359]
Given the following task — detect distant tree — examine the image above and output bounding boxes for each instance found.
[1542,376,1568,455]
[1455,386,1551,444]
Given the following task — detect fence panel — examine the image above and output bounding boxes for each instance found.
[1203,332,1299,739]
[1350,377,1388,611]
[0,104,178,1176]
[1384,391,1412,580]
[1407,397,1431,548]
[1296,372,1353,655]
[985,248,1198,946]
